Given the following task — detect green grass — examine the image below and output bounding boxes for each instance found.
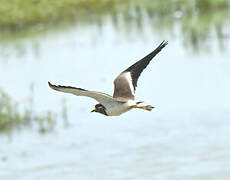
[0,0,122,29]
[0,0,229,30]
[0,0,229,54]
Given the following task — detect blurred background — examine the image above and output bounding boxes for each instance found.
[0,0,230,179]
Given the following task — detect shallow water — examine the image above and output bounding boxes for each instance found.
[0,13,230,179]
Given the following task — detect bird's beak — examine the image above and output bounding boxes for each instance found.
[91,108,96,112]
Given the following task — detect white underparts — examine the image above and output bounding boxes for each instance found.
[105,100,136,116]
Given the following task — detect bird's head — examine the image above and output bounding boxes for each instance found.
[91,103,107,116]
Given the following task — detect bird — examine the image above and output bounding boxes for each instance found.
[48,40,168,116]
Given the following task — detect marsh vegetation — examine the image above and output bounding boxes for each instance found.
[0,0,230,54]
[0,0,229,28]
[0,87,56,134]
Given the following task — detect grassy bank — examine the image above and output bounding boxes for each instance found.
[0,0,229,54]
[0,0,122,29]
[0,0,230,30]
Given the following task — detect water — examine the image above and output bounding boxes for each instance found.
[0,13,230,179]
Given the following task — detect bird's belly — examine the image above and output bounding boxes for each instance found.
[105,101,135,116]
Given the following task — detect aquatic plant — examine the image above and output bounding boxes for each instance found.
[0,88,56,134]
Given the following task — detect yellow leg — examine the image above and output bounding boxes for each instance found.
[131,105,154,111]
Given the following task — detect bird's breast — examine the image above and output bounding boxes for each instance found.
[105,100,136,116]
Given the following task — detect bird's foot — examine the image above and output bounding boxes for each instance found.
[141,105,155,111]
[133,105,155,111]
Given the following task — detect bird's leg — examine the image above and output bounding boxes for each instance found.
[132,105,155,111]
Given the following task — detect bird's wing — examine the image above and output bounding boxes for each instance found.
[113,72,135,101]
[113,40,168,100]
[48,82,115,106]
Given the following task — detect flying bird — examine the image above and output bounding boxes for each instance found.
[48,41,168,116]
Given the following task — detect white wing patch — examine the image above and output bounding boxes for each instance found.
[124,72,135,96]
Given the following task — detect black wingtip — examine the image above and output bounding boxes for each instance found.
[152,40,168,56]
[48,81,56,90]
[48,81,59,90]
[159,40,168,48]
[48,81,53,87]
